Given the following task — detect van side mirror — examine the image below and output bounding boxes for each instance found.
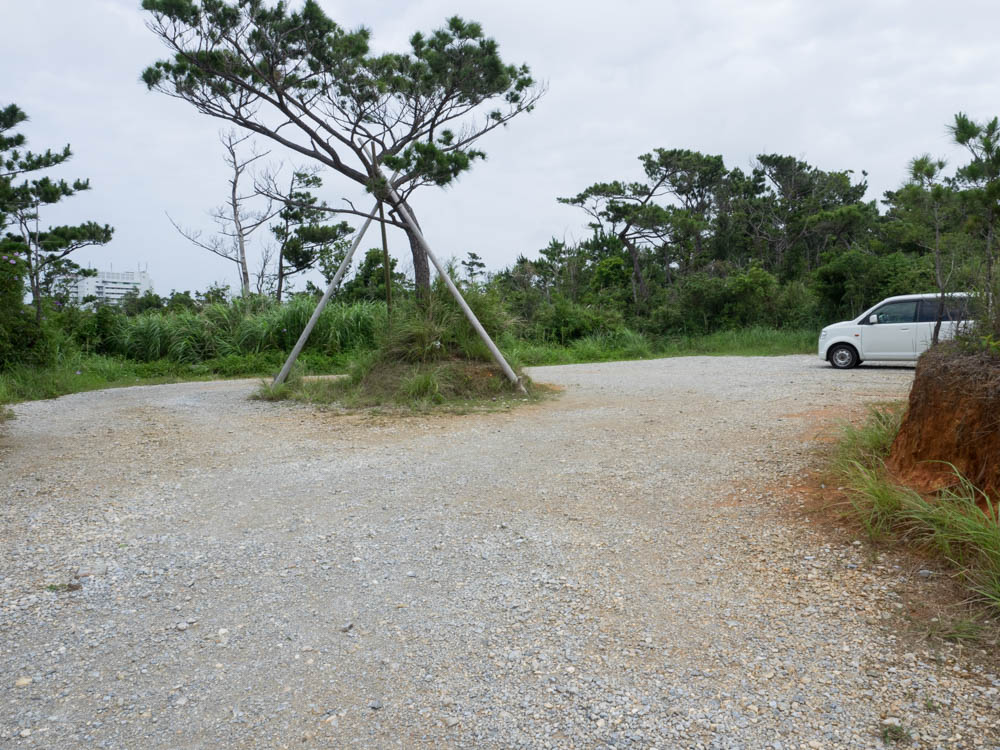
[869,314,878,324]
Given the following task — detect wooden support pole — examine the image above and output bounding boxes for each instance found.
[272,203,378,386]
[378,200,392,314]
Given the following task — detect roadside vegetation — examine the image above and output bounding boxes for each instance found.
[0,276,823,405]
[0,282,818,408]
[833,403,1000,611]
[3,11,999,412]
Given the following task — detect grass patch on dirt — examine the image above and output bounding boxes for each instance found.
[834,404,1000,612]
[255,358,548,413]
[0,351,344,406]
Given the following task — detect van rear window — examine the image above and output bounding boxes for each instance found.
[917,298,968,322]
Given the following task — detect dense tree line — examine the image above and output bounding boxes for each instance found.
[2,109,998,369]
[1,0,998,370]
[490,116,998,341]
[3,95,998,370]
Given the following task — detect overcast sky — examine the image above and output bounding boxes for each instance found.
[4,0,999,295]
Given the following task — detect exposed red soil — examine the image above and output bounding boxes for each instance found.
[886,347,1000,503]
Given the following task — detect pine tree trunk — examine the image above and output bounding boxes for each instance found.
[986,222,995,320]
[932,206,943,346]
[30,266,42,325]
[401,203,431,300]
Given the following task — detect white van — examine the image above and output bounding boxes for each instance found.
[818,293,971,369]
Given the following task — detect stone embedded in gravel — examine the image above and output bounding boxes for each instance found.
[175,622,188,631]
[15,677,32,687]
[75,561,107,578]
[368,699,383,711]
[340,622,353,633]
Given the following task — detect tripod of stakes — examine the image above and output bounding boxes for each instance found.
[272,171,524,394]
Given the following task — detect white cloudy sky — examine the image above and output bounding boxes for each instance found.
[3,0,999,295]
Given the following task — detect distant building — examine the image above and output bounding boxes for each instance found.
[71,270,154,305]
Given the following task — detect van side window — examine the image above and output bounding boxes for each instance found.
[870,301,916,324]
[918,297,967,323]
[917,300,939,322]
[946,300,969,321]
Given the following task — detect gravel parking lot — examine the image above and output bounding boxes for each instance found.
[2,355,998,749]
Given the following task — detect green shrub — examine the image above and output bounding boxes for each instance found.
[813,248,934,322]
[402,370,444,403]
[772,279,821,329]
[0,253,45,368]
[379,300,458,363]
[531,295,623,343]
[318,300,385,353]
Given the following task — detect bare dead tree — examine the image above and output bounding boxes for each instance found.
[169,130,278,296]
[253,241,277,296]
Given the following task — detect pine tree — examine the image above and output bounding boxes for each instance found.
[1,104,113,325]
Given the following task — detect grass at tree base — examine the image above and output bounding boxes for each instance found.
[255,358,544,413]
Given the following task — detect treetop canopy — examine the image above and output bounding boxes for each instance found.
[141,0,541,205]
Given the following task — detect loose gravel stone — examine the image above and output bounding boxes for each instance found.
[2,356,999,748]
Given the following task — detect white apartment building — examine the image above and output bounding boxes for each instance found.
[71,270,154,305]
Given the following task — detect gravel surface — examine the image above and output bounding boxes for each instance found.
[2,355,999,749]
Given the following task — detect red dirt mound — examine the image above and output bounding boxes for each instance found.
[886,347,1000,501]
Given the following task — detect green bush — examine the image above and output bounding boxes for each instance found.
[0,253,45,368]
[646,267,825,337]
[772,279,821,329]
[813,248,933,321]
[530,295,623,343]
[379,301,458,363]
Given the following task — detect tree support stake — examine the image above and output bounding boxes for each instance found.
[272,202,378,385]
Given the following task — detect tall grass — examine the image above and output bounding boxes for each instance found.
[834,405,1000,610]
[108,299,386,364]
[833,402,906,473]
[4,291,816,406]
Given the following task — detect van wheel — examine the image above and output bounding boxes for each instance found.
[829,344,859,369]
